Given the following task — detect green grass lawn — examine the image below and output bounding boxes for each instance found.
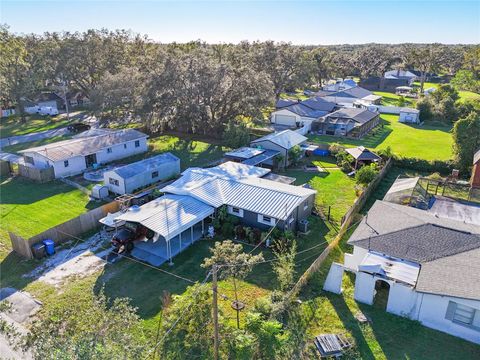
[372,91,416,107]
[0,113,73,138]
[0,177,99,258]
[309,114,454,161]
[413,81,480,102]
[2,135,71,154]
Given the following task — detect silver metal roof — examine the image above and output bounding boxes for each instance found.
[116,194,214,241]
[251,130,307,149]
[20,129,147,162]
[108,153,179,179]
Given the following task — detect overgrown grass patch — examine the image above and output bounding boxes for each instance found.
[0,114,73,138]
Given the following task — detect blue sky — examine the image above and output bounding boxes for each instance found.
[1,1,479,44]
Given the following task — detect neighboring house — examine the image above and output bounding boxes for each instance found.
[35,92,64,110]
[224,147,280,167]
[345,146,381,169]
[19,129,148,178]
[398,108,420,124]
[323,199,480,344]
[471,149,480,188]
[115,161,316,265]
[104,153,180,195]
[360,76,411,92]
[312,108,380,138]
[66,90,90,108]
[384,69,417,84]
[271,97,336,128]
[323,79,357,92]
[250,130,308,167]
[320,86,382,107]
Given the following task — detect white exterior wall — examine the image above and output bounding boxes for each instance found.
[387,282,418,317]
[271,109,300,126]
[323,96,356,106]
[415,294,480,344]
[399,111,420,124]
[38,100,58,109]
[52,156,86,177]
[104,171,126,194]
[96,137,148,164]
[22,152,50,169]
[344,246,368,270]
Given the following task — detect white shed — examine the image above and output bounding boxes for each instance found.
[399,108,420,124]
[104,153,180,195]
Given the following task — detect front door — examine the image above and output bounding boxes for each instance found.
[85,153,97,167]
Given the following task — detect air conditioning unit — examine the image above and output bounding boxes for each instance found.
[299,219,309,233]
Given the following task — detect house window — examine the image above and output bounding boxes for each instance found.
[228,206,244,218]
[64,160,69,167]
[303,201,309,211]
[152,171,159,178]
[258,214,274,225]
[124,144,127,149]
[107,147,113,153]
[24,156,34,165]
[109,178,119,186]
[135,140,140,148]
[447,301,480,330]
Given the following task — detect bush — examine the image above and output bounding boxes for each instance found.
[355,164,379,186]
[221,222,234,237]
[394,157,454,175]
[328,143,345,155]
[288,145,302,166]
[253,297,273,318]
[223,119,250,148]
[234,225,246,240]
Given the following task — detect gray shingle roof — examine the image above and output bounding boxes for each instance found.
[276,99,298,108]
[331,86,372,99]
[415,248,480,300]
[301,97,336,112]
[351,223,480,263]
[323,108,378,124]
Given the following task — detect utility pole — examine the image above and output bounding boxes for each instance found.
[212,265,219,360]
[61,77,70,121]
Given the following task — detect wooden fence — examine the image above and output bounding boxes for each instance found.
[18,164,55,183]
[10,200,119,259]
[282,158,392,305]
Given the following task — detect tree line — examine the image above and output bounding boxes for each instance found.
[1,25,478,137]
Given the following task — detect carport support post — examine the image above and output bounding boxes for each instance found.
[168,239,173,266]
[191,226,194,244]
[202,219,205,235]
[179,232,182,250]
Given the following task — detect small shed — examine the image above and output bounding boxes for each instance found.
[104,153,180,195]
[399,108,420,124]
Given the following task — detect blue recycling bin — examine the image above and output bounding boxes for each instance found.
[42,239,55,256]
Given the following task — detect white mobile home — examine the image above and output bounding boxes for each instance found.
[19,129,148,178]
[104,153,180,195]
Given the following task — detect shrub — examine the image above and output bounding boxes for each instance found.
[355,164,378,186]
[221,222,234,237]
[234,225,246,240]
[394,157,454,175]
[328,143,345,155]
[253,297,273,318]
[288,145,302,166]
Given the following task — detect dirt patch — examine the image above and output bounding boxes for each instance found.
[24,231,112,287]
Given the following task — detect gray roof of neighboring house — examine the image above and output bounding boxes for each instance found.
[276,99,298,108]
[474,149,480,165]
[322,108,378,124]
[349,200,480,300]
[35,92,63,103]
[301,97,337,112]
[20,129,148,162]
[329,86,372,99]
[281,103,328,118]
[108,153,179,179]
[251,130,307,149]
[345,146,381,161]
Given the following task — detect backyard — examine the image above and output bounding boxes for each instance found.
[309,114,454,161]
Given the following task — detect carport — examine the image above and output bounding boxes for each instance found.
[116,194,214,266]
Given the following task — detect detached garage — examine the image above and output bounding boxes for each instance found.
[272,109,298,126]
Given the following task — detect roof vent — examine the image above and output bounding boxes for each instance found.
[129,205,140,212]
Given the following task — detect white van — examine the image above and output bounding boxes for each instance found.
[38,106,59,116]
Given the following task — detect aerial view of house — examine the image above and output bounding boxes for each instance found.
[311,107,380,137]
[1,1,479,359]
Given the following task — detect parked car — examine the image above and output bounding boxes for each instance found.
[38,106,59,116]
[67,122,91,133]
[111,222,153,253]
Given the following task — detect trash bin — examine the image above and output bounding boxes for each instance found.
[42,239,55,256]
[32,242,46,259]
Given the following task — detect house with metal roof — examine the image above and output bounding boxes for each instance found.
[271,97,336,128]
[19,129,148,178]
[250,130,307,167]
[312,108,380,138]
[103,153,180,195]
[112,161,316,266]
[323,198,480,344]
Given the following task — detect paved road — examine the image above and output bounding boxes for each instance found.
[0,113,97,149]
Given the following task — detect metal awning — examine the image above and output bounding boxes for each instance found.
[116,194,214,241]
[359,252,420,286]
[241,149,279,166]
